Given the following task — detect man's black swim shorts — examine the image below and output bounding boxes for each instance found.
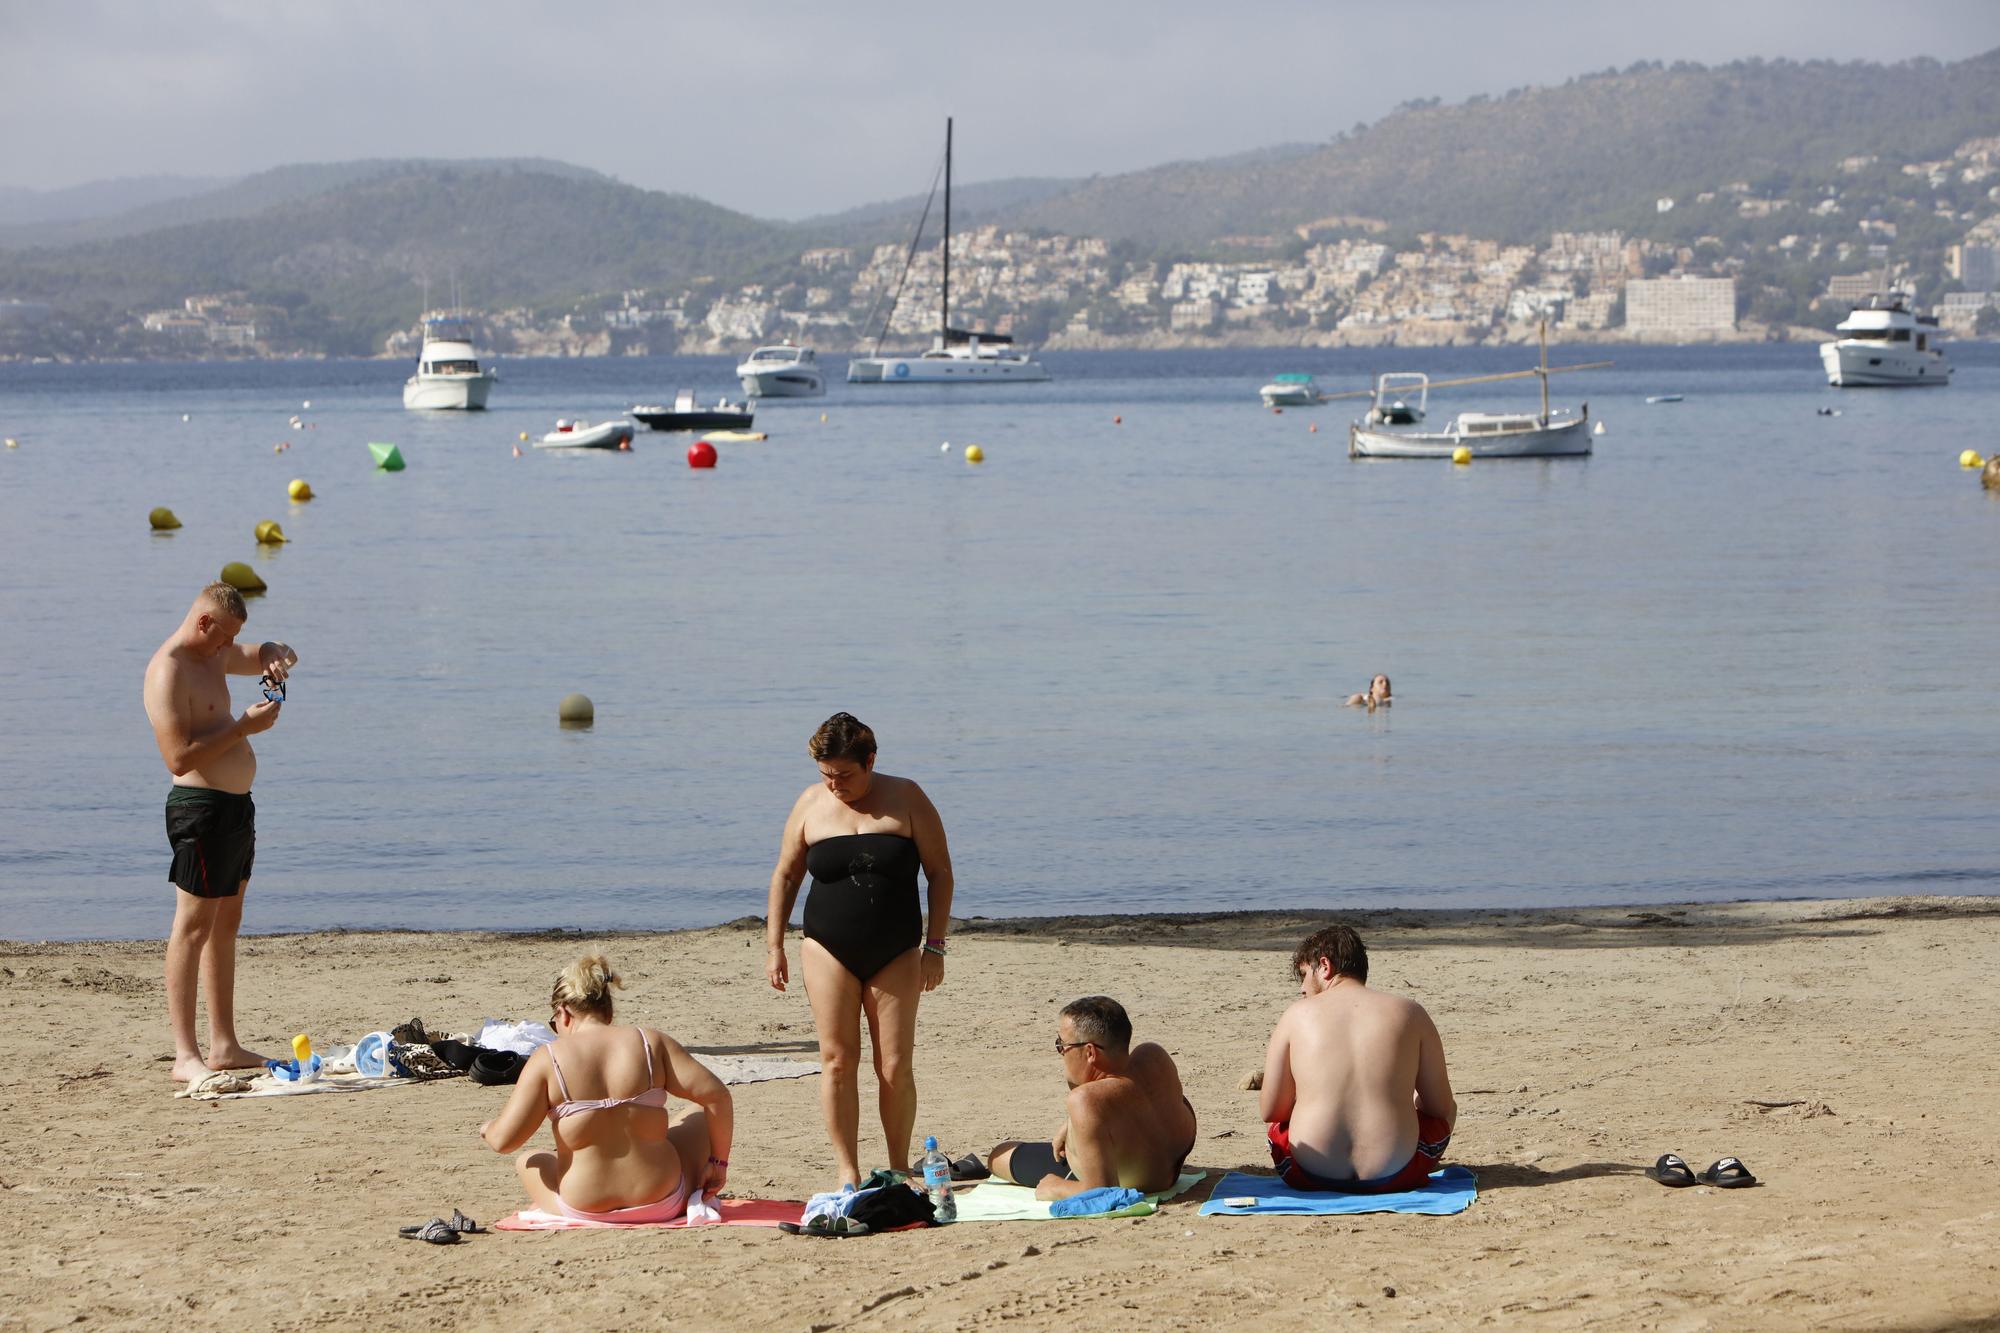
[165,787,255,898]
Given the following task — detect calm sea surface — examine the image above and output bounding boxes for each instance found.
[3,344,1997,940]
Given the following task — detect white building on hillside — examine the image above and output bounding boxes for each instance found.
[1625,277,1736,335]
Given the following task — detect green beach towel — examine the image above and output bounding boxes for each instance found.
[952,1170,1205,1223]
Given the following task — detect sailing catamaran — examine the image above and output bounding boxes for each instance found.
[846,119,1051,384]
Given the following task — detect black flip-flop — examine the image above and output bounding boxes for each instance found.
[949,1153,990,1182]
[778,1215,872,1238]
[1644,1153,1698,1187]
[1698,1157,1758,1188]
[398,1217,461,1244]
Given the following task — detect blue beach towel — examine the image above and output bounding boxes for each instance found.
[1198,1166,1477,1216]
[953,1170,1204,1223]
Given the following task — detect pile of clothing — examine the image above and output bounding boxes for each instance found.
[388,1017,554,1086]
[784,1169,937,1236]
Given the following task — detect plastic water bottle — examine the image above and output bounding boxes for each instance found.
[920,1135,956,1223]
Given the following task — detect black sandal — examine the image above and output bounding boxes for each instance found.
[1698,1157,1758,1188]
[1644,1153,1698,1187]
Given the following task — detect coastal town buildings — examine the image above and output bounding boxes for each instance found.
[1624,277,1738,336]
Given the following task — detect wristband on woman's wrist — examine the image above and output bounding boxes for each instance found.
[923,937,948,956]
[708,1156,729,1167]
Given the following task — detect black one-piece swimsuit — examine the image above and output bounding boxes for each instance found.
[803,833,923,982]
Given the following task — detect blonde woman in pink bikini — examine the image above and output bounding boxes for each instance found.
[481,955,735,1222]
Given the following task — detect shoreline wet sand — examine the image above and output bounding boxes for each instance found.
[5,895,1997,1329]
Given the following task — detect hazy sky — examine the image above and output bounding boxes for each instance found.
[5,0,2000,219]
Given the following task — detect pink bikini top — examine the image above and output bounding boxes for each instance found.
[547,1029,672,1121]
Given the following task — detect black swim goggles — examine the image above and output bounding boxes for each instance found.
[259,674,286,703]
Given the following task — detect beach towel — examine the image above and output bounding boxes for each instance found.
[700,1054,821,1085]
[175,1070,415,1101]
[171,1053,816,1101]
[492,1198,804,1231]
[1197,1166,1478,1216]
[952,1170,1205,1223]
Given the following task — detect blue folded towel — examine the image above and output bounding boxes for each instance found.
[1198,1167,1477,1216]
[1050,1186,1145,1217]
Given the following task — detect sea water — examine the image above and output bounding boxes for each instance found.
[2,344,1997,940]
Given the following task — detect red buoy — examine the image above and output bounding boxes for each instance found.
[688,440,718,468]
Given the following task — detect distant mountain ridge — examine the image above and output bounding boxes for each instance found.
[0,158,611,250]
[995,50,2000,246]
[0,175,233,228]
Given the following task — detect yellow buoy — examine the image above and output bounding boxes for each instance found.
[820,413,828,423]
[1451,446,1472,465]
[519,431,530,442]
[219,561,266,593]
[149,507,182,531]
[964,444,985,464]
[4,437,17,448]
[288,479,314,501]
[558,693,595,726]
[1960,449,1984,468]
[254,520,287,545]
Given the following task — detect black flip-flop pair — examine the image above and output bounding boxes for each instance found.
[399,1209,483,1243]
[778,1215,873,1238]
[949,1152,990,1182]
[1645,1153,1757,1188]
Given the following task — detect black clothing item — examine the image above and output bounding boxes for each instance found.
[847,1182,936,1229]
[165,787,255,897]
[802,833,923,982]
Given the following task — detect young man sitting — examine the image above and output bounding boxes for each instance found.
[1260,924,1455,1192]
[989,996,1197,1200]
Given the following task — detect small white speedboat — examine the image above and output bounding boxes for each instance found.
[736,344,826,398]
[535,419,634,450]
[1260,373,1326,407]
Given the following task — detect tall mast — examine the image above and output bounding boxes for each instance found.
[1538,318,1550,424]
[941,117,952,340]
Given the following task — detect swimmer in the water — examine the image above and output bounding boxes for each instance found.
[1344,674,1391,711]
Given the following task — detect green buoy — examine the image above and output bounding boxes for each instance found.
[368,442,406,472]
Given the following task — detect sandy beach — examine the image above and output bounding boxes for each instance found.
[4,896,1998,1331]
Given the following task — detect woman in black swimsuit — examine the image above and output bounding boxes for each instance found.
[765,713,956,1187]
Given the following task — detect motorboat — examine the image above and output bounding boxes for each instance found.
[1260,373,1326,407]
[534,419,634,450]
[736,344,825,397]
[629,390,756,432]
[1361,372,1427,426]
[1347,324,1607,459]
[847,118,1051,385]
[402,313,496,410]
[1820,296,1951,387]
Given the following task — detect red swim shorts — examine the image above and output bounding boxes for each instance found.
[1266,1113,1452,1193]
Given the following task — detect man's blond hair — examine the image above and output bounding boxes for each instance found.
[198,582,248,623]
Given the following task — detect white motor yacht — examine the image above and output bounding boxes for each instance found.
[1820,296,1951,387]
[736,344,826,397]
[402,313,496,410]
[847,118,1050,385]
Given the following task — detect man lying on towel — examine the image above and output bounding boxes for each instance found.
[988,996,1197,1201]
[1260,924,1457,1193]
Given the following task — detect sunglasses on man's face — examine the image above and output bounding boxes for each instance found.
[1054,1039,1094,1056]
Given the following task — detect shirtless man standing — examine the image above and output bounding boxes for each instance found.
[989,996,1197,1200]
[143,583,297,1082]
[1260,924,1454,1192]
